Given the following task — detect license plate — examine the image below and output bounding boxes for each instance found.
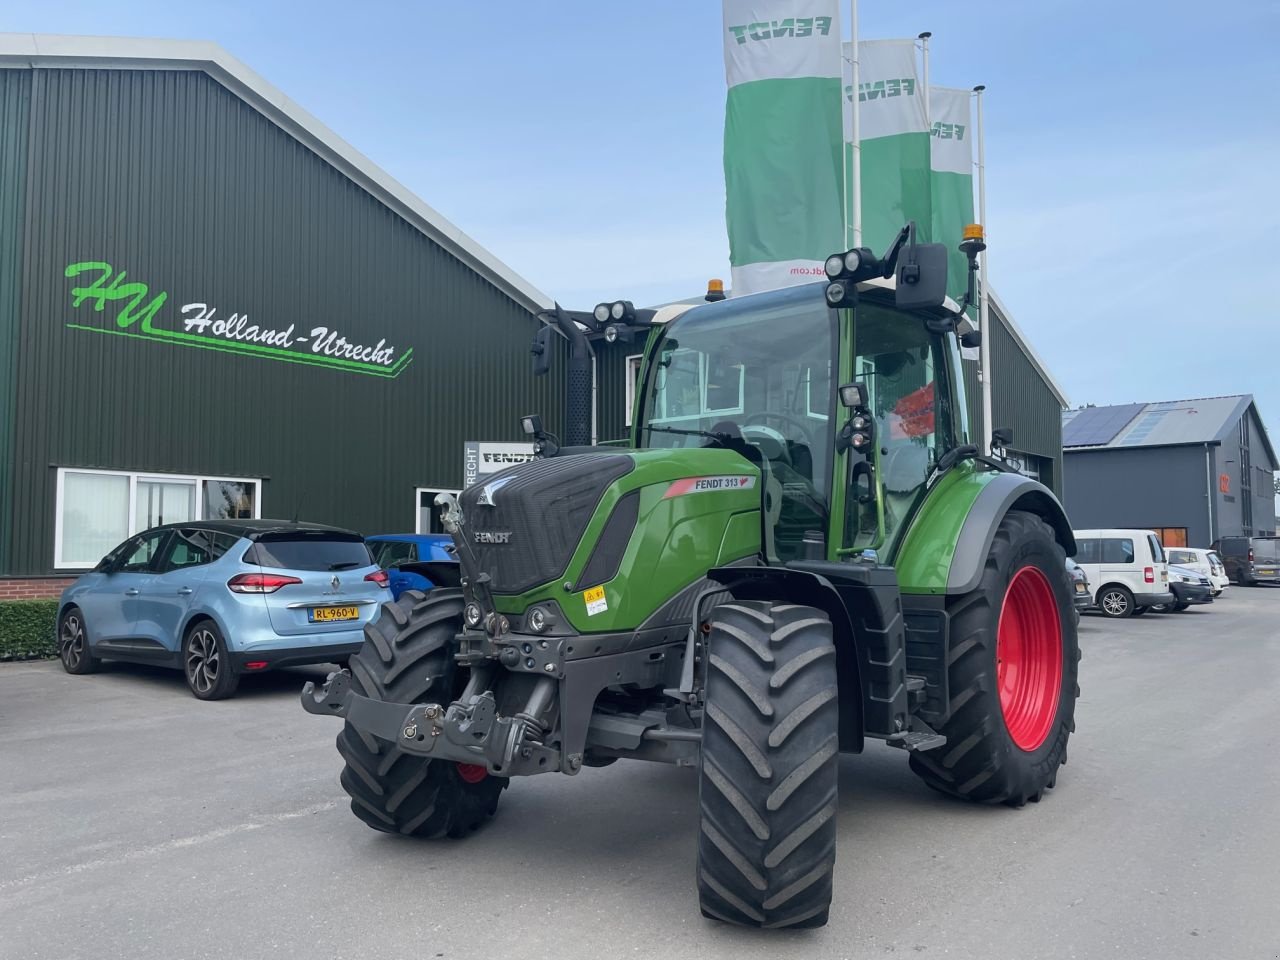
[1259,569,1276,577]
[309,605,359,623]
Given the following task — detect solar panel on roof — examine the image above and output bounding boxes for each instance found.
[1118,409,1171,445]
[1062,402,1146,447]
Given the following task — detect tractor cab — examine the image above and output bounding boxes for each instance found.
[634,276,969,565]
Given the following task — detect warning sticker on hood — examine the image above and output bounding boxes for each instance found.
[583,585,608,616]
[663,475,757,499]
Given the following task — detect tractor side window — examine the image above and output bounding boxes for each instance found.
[846,301,954,551]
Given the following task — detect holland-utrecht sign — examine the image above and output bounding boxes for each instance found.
[63,260,414,379]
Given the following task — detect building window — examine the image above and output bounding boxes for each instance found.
[416,487,461,534]
[1151,527,1188,548]
[55,468,261,569]
[624,354,643,427]
[1240,418,1253,531]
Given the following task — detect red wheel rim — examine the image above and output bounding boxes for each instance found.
[995,566,1063,751]
[456,763,488,784]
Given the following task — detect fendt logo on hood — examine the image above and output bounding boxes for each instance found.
[728,16,833,45]
[474,531,512,545]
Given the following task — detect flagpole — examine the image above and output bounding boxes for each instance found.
[974,83,993,453]
[849,0,861,247]
[918,32,931,130]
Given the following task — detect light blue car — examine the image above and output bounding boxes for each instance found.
[56,520,390,700]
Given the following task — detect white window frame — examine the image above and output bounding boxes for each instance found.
[54,467,262,570]
[624,354,643,427]
[415,486,462,534]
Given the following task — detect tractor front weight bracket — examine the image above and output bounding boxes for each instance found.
[300,671,561,775]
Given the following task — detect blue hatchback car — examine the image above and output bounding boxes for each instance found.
[366,534,456,599]
[57,520,391,699]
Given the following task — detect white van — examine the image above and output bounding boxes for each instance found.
[1164,547,1230,597]
[1072,529,1174,618]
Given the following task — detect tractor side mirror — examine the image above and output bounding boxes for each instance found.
[991,427,1014,450]
[894,242,949,311]
[531,324,552,377]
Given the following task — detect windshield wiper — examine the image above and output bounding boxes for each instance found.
[329,561,362,571]
[647,425,735,446]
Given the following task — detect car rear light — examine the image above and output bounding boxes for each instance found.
[1144,567,1154,583]
[227,573,302,594]
[244,661,269,671]
[364,570,390,588]
[1248,549,1254,562]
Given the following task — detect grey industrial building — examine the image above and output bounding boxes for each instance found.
[0,32,1071,588]
[1061,395,1278,547]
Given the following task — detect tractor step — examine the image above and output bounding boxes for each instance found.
[886,717,947,753]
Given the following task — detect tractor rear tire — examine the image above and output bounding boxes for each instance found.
[336,589,507,837]
[697,601,838,929]
[909,511,1079,807]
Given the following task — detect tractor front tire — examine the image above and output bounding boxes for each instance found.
[336,589,507,837]
[697,601,839,929]
[909,510,1079,807]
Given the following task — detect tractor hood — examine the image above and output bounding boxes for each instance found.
[454,448,763,631]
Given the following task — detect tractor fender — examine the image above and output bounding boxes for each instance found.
[946,472,1076,595]
[706,565,866,753]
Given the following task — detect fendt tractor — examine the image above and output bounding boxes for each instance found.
[302,223,1080,929]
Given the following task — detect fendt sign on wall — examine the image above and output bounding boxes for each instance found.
[63,261,414,378]
[463,442,536,487]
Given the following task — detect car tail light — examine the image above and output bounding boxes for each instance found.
[244,661,269,671]
[1144,567,1154,583]
[364,570,390,588]
[1248,548,1254,562]
[227,573,302,594]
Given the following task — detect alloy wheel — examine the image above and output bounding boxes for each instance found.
[186,628,221,695]
[60,614,85,669]
[1101,590,1129,617]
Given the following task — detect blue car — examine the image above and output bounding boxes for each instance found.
[366,533,457,599]
[56,520,391,700]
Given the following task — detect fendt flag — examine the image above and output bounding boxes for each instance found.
[929,86,976,311]
[843,39,930,255]
[722,1,844,296]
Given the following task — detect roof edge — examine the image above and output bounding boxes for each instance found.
[0,32,554,315]
[986,287,1069,408]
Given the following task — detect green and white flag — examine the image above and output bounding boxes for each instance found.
[844,39,931,254]
[929,86,976,312]
[723,1,844,296]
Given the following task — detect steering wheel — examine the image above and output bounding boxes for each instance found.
[743,411,821,451]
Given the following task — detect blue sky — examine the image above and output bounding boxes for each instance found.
[8,0,1280,506]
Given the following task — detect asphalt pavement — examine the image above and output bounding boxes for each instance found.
[2,587,1278,960]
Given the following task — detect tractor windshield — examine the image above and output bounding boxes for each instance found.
[638,284,836,562]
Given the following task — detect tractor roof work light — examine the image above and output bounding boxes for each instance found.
[593,303,611,324]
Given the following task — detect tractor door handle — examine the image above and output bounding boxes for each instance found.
[124,588,140,596]
[178,587,194,596]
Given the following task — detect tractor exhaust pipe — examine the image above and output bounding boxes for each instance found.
[547,302,593,447]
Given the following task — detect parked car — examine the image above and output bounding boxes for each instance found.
[366,533,456,599]
[1212,536,1280,586]
[1165,547,1230,597]
[1150,563,1215,612]
[1073,528,1173,618]
[1066,557,1091,621]
[56,520,390,699]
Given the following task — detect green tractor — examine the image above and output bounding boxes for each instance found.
[302,224,1079,929]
